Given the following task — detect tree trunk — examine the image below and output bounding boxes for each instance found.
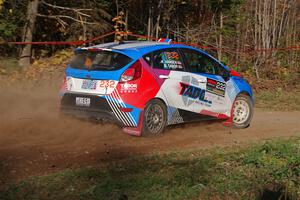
[125,10,128,40]
[147,5,152,41]
[19,0,39,69]
[218,0,223,61]
[154,0,163,39]
[115,0,119,15]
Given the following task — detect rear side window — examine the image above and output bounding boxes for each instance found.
[143,49,185,71]
[69,50,132,71]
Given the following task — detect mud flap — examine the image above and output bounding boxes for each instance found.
[122,111,144,136]
[222,101,234,127]
[222,118,233,127]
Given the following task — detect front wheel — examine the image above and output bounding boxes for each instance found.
[142,99,167,136]
[232,94,253,128]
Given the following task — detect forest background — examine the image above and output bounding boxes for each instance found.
[0,0,299,91]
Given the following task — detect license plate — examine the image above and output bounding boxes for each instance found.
[81,79,97,90]
[75,97,90,107]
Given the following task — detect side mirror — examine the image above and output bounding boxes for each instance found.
[222,70,231,82]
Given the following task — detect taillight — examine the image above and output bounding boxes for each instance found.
[59,74,67,97]
[60,75,67,91]
[120,60,142,82]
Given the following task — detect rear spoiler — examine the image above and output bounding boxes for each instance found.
[75,47,112,53]
[157,38,172,43]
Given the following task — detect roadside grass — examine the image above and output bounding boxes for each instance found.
[255,87,300,111]
[0,58,21,74]
[1,138,300,200]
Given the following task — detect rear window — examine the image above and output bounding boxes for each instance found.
[69,50,132,71]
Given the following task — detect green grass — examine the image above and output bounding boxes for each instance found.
[2,139,300,200]
[255,87,300,111]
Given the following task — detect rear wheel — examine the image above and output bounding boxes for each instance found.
[142,99,167,136]
[232,94,253,128]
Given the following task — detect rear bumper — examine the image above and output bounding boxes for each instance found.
[60,93,124,127]
[61,106,124,126]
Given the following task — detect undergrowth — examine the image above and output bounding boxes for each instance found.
[1,138,300,200]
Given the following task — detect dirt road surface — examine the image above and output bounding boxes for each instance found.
[0,85,299,185]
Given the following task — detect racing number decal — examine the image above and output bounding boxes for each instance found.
[216,82,226,91]
[160,51,183,70]
[99,80,116,88]
[166,52,179,60]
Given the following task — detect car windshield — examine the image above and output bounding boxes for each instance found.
[69,50,132,71]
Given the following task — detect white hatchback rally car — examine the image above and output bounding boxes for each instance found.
[60,41,254,136]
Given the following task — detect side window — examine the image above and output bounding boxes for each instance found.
[182,49,225,76]
[151,49,185,71]
[181,49,202,73]
[143,53,152,66]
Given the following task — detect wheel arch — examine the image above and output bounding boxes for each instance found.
[145,97,168,108]
[237,90,254,103]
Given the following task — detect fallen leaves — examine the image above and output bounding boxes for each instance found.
[0,49,73,88]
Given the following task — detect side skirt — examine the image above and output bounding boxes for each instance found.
[167,107,226,125]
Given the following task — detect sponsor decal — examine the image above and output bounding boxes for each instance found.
[120,83,138,93]
[205,92,225,105]
[81,79,97,90]
[179,82,212,105]
[160,60,183,69]
[67,77,73,90]
[206,78,226,97]
[179,75,212,107]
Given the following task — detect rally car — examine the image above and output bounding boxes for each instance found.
[60,41,254,136]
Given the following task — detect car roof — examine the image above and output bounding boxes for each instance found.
[77,41,228,69]
[79,41,201,59]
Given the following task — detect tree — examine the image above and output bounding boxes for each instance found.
[18,0,113,68]
[19,0,39,68]
[1,0,299,79]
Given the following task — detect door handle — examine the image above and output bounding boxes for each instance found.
[197,79,206,83]
[159,75,170,79]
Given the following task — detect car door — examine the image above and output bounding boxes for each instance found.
[145,48,195,113]
[180,48,230,115]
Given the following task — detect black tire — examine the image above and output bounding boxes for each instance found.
[142,99,167,136]
[232,94,253,129]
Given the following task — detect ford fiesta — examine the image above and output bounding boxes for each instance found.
[60,41,254,136]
